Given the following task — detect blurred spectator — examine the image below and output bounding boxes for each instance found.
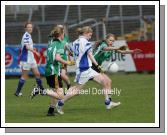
[140,16,155,40]
[138,28,147,41]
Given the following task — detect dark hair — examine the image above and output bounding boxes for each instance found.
[24,21,33,28]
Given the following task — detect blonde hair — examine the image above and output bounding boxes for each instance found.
[76,26,93,35]
[94,33,115,50]
[106,33,115,40]
[50,26,64,39]
[57,24,64,28]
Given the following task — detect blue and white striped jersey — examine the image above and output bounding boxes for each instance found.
[72,36,92,72]
[20,32,35,63]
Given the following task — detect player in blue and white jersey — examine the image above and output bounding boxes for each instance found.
[55,26,121,114]
[14,22,44,97]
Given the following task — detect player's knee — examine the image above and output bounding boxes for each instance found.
[35,72,40,78]
[101,77,108,87]
[58,94,64,99]
[60,72,64,77]
[104,75,112,87]
[57,88,64,96]
[21,75,28,80]
[107,78,112,86]
[61,74,68,81]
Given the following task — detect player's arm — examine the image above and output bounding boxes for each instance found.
[25,44,40,57]
[67,51,72,61]
[64,44,72,61]
[25,44,36,53]
[88,51,98,66]
[25,44,33,51]
[103,46,119,51]
[117,49,142,54]
[23,36,37,53]
[88,51,104,73]
[64,43,73,53]
[86,42,99,66]
[55,54,75,66]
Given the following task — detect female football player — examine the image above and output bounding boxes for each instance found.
[92,34,142,99]
[93,33,142,68]
[57,25,71,91]
[14,22,44,97]
[55,26,121,115]
[30,26,75,116]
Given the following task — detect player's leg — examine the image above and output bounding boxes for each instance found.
[102,74,112,100]
[31,66,44,90]
[47,76,64,116]
[56,68,97,114]
[47,93,57,116]
[30,75,63,100]
[56,84,83,114]
[15,62,29,96]
[93,73,121,109]
[62,84,83,102]
[47,88,64,116]
[61,69,90,103]
[91,65,120,109]
[61,66,71,90]
[93,74,110,100]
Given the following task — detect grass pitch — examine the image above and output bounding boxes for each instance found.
[5,73,155,123]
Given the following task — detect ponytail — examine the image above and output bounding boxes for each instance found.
[48,26,64,41]
[76,27,83,35]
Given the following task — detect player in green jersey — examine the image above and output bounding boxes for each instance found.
[57,25,71,91]
[92,33,142,100]
[30,26,75,116]
[45,25,72,115]
[93,33,142,72]
[46,26,72,116]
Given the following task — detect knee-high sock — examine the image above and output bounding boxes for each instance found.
[15,78,25,95]
[36,78,44,90]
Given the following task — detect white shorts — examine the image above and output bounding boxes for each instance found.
[20,61,37,70]
[75,68,99,85]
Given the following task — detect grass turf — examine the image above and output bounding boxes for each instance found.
[5,73,155,123]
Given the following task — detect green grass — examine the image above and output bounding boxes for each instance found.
[5,73,155,123]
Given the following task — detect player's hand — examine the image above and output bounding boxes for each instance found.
[35,51,40,57]
[69,52,73,56]
[118,45,128,50]
[67,60,75,66]
[133,48,142,53]
[97,65,104,73]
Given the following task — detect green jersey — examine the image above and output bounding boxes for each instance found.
[61,34,70,60]
[48,36,53,46]
[45,39,65,76]
[94,42,113,65]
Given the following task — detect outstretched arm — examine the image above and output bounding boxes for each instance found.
[117,48,142,54]
[103,46,120,51]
